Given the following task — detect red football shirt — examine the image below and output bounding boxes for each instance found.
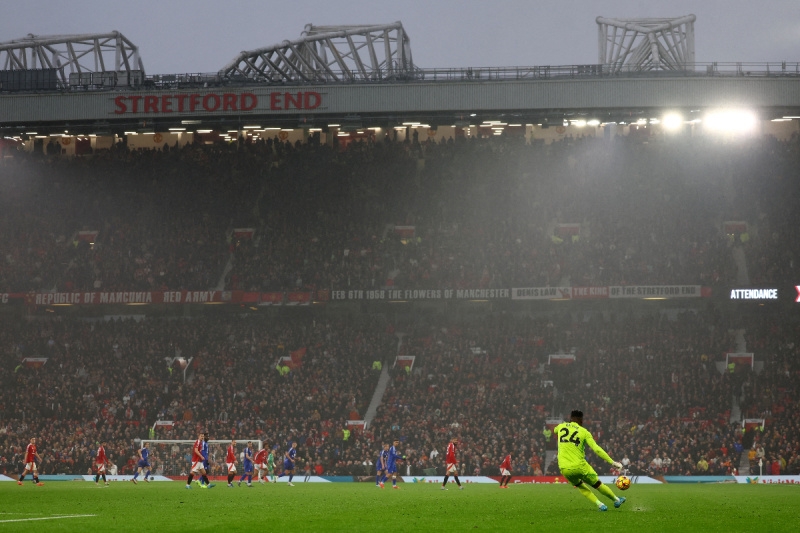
[191,440,203,462]
[254,449,267,463]
[500,454,511,470]
[226,445,236,463]
[96,446,107,464]
[25,444,37,463]
[446,442,457,463]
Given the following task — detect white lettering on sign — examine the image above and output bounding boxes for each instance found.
[729,289,778,300]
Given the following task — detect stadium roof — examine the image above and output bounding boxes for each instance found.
[597,15,696,73]
[219,22,417,83]
[0,31,144,89]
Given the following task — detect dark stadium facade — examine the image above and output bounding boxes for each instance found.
[3,72,800,134]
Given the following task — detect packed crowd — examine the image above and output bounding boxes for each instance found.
[0,141,265,292]
[1,308,798,478]
[367,308,781,478]
[0,314,388,476]
[735,316,800,476]
[4,131,798,296]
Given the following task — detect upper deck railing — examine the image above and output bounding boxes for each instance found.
[2,62,799,93]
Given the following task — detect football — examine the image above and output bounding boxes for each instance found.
[615,475,631,490]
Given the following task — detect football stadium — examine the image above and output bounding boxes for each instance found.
[1,13,799,532]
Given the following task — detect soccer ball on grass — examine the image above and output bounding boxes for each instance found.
[615,475,631,490]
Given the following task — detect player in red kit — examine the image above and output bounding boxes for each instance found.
[18,437,44,486]
[94,441,113,486]
[226,439,238,487]
[186,431,209,489]
[499,452,512,488]
[441,437,463,490]
[254,445,269,484]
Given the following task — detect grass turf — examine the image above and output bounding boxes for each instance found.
[1,481,798,531]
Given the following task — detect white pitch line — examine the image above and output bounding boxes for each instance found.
[0,514,96,523]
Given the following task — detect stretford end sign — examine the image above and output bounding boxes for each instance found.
[112,91,322,114]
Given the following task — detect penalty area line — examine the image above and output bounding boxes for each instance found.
[0,514,97,523]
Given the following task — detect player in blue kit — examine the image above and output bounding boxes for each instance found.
[387,439,406,489]
[203,431,216,488]
[376,443,389,488]
[132,442,151,484]
[278,441,298,486]
[194,432,215,488]
[238,441,254,487]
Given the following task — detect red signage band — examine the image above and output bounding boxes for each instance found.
[0,291,315,306]
[113,91,321,114]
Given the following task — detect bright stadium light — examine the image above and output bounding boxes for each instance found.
[587,120,600,127]
[704,109,758,133]
[662,113,684,130]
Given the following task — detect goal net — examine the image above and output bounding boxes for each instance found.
[141,439,263,477]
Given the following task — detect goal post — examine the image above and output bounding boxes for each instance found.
[141,439,263,477]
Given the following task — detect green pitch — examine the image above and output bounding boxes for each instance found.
[1,482,798,531]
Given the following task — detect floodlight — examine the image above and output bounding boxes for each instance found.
[662,113,684,130]
[704,110,757,133]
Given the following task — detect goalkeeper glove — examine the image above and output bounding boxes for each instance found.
[612,461,622,469]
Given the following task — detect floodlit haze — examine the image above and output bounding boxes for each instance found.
[1,0,799,74]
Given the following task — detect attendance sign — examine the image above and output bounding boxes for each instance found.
[729,288,778,300]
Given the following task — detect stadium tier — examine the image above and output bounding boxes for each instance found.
[2,133,798,298]
[1,309,798,478]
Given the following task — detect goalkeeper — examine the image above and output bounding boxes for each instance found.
[553,410,626,511]
[266,446,277,483]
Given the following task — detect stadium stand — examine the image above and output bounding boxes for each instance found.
[1,130,799,478]
[8,132,798,293]
[2,308,798,476]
